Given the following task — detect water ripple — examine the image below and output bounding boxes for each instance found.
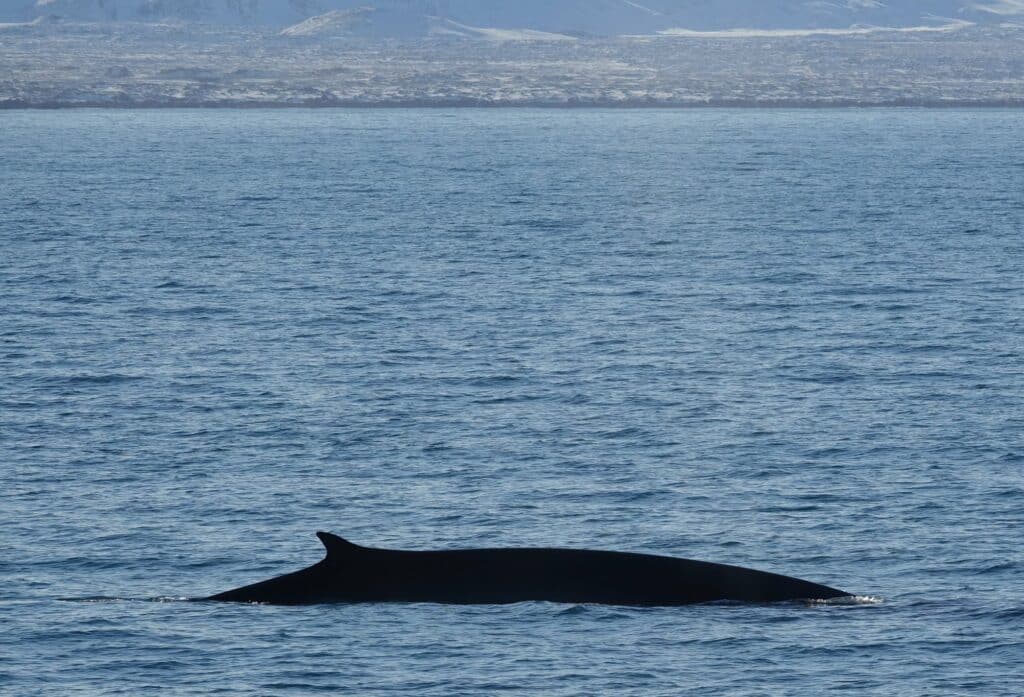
[1,108,1022,697]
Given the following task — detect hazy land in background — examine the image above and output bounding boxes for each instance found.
[3,24,1023,107]
[2,0,1024,107]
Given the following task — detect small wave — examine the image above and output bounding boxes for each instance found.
[513,217,574,231]
[810,595,884,606]
[442,375,521,388]
[446,166,496,174]
[58,374,146,385]
[125,305,236,317]
[757,505,821,513]
[975,561,1017,575]
[334,186,381,194]
[58,596,127,603]
[555,604,590,616]
[150,596,194,603]
[47,294,95,304]
[598,427,645,440]
[989,606,1024,620]
[59,595,194,603]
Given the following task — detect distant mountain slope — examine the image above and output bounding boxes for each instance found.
[2,0,1021,35]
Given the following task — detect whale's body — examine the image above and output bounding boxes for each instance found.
[208,532,849,605]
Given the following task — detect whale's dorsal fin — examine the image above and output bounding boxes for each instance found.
[316,531,363,560]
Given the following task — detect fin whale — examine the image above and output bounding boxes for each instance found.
[208,532,849,606]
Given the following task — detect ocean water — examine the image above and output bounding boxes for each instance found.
[1,108,1022,695]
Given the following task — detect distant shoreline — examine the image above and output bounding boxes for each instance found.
[5,99,1024,110]
[6,23,1021,113]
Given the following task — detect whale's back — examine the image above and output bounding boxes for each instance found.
[209,533,848,605]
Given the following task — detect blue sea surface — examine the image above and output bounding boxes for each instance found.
[1,109,1022,695]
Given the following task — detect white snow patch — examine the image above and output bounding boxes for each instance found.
[430,18,576,42]
[658,20,974,38]
[621,0,661,16]
[971,0,1024,14]
[0,15,51,29]
[279,8,374,37]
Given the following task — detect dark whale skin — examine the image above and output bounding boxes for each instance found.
[208,532,848,606]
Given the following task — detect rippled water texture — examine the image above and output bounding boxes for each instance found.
[2,109,1022,695]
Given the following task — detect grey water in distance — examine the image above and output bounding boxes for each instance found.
[2,109,1022,695]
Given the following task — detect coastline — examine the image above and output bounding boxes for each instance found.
[5,99,1024,109]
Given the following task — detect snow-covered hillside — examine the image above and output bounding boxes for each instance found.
[1,0,1022,36]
